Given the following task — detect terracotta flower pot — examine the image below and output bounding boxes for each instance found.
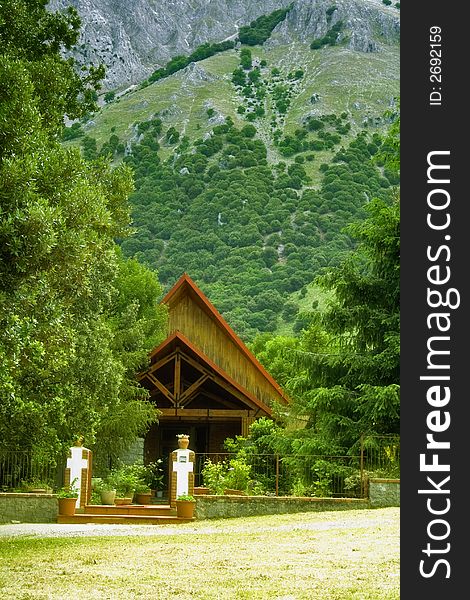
[175,500,195,518]
[58,497,77,516]
[135,492,152,505]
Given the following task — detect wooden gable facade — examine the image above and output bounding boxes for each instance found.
[139,274,289,462]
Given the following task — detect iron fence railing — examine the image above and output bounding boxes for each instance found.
[0,451,64,491]
[360,434,400,479]
[195,452,364,498]
[195,436,400,499]
[0,435,400,498]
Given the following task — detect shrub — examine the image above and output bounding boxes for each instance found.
[224,458,251,491]
[104,91,116,103]
[61,122,84,141]
[202,459,227,494]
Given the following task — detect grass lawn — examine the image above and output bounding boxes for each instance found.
[0,507,399,599]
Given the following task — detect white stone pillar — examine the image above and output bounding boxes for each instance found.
[169,447,195,507]
[64,442,92,510]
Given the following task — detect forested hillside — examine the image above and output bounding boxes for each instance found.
[63,1,400,341]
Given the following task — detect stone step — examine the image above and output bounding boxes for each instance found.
[57,513,194,525]
[84,504,175,516]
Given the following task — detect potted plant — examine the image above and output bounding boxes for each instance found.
[108,467,139,505]
[93,478,116,505]
[134,482,152,505]
[175,494,196,518]
[143,460,165,498]
[57,479,79,516]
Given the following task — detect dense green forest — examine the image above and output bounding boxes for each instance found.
[117,115,396,341]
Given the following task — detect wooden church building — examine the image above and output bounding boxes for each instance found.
[139,274,289,462]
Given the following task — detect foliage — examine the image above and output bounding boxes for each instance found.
[0,0,104,135]
[224,458,252,491]
[134,481,151,494]
[91,477,115,493]
[145,40,235,85]
[61,122,84,141]
[19,478,54,492]
[104,91,116,103]
[201,456,252,494]
[56,478,79,498]
[176,494,195,502]
[106,465,141,495]
[0,0,167,462]
[142,459,165,490]
[266,194,400,452]
[326,6,338,23]
[375,100,400,176]
[254,195,398,453]
[201,459,227,494]
[310,20,345,50]
[120,106,391,341]
[238,5,292,46]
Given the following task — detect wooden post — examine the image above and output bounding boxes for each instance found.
[174,351,181,405]
[241,416,255,437]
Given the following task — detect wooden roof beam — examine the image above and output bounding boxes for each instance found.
[145,372,175,405]
[146,351,177,376]
[159,408,257,418]
[179,349,264,411]
[179,374,209,406]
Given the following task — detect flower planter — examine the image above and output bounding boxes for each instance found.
[58,497,77,516]
[175,499,195,518]
[135,492,152,505]
[115,497,133,506]
[100,490,116,505]
[177,438,189,449]
[30,487,53,494]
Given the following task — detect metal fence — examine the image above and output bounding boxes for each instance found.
[360,434,400,479]
[195,436,400,499]
[195,452,364,498]
[0,451,64,491]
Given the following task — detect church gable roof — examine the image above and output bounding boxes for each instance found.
[144,331,273,416]
[160,273,289,407]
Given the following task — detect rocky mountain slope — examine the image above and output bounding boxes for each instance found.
[60,0,400,339]
[50,0,399,90]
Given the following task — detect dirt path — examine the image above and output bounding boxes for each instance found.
[0,507,398,539]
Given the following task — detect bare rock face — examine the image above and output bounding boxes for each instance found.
[266,0,400,52]
[49,0,400,90]
[49,0,284,89]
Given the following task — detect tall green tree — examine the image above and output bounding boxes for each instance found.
[0,1,166,460]
[251,194,399,455]
[308,194,400,448]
